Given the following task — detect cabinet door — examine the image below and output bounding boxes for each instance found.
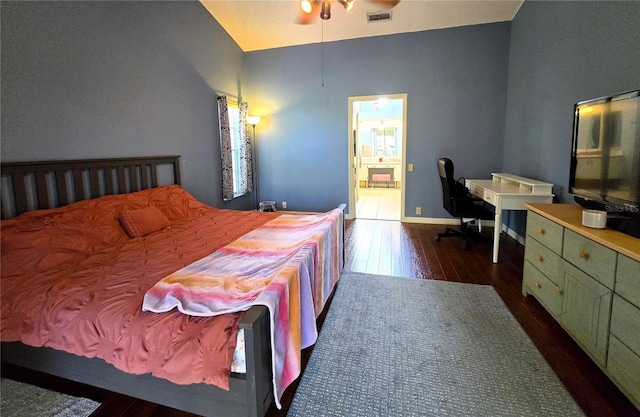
[559,260,612,366]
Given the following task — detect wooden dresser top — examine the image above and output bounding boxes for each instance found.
[526,203,640,262]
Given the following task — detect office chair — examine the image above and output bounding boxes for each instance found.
[435,158,493,250]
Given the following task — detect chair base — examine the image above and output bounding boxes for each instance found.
[435,221,486,250]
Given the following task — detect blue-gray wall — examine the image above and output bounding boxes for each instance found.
[1,1,251,209]
[244,23,511,215]
[3,1,639,225]
[502,1,640,233]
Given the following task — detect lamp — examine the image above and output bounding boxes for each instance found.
[247,115,261,209]
[247,115,261,126]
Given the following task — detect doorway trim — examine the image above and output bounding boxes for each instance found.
[347,93,407,221]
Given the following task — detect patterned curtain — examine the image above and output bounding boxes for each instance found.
[217,96,234,201]
[217,96,254,201]
[238,101,254,195]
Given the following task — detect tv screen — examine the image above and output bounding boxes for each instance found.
[570,89,640,213]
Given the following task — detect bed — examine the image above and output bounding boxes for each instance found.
[0,156,344,417]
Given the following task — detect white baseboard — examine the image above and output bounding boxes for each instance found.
[402,217,495,228]
[353,215,526,247]
[402,216,460,225]
[502,224,526,245]
[403,217,526,247]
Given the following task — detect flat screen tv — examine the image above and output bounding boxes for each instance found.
[569,89,640,238]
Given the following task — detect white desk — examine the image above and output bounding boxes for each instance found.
[466,173,554,263]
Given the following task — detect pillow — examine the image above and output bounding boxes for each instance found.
[119,206,170,238]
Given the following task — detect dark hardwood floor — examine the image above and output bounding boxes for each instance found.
[2,219,638,417]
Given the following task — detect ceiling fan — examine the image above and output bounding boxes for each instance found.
[297,0,400,24]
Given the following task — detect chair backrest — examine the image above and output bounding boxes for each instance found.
[438,157,473,217]
[438,158,457,215]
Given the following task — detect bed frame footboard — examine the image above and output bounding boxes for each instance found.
[240,305,274,417]
[1,305,271,417]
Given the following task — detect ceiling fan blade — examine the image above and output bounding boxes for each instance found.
[369,0,400,8]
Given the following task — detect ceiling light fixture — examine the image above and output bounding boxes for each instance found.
[320,0,331,20]
[298,0,399,24]
[300,0,356,21]
[300,0,313,14]
[338,0,355,12]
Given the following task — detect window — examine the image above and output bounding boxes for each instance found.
[227,103,243,196]
[217,96,253,201]
[373,127,398,157]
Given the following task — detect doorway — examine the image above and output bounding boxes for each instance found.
[348,94,407,221]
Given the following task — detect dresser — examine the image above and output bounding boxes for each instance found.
[522,203,640,409]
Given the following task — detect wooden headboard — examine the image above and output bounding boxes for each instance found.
[1,156,181,219]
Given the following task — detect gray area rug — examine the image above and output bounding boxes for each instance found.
[1,378,100,417]
[288,271,585,417]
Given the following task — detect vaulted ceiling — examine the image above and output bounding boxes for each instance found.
[201,0,524,52]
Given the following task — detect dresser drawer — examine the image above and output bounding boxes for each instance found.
[523,261,564,316]
[482,189,497,206]
[607,335,640,406]
[526,211,564,254]
[610,294,640,355]
[468,183,497,206]
[563,229,616,289]
[615,254,640,308]
[524,237,563,286]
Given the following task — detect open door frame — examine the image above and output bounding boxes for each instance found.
[347,93,407,221]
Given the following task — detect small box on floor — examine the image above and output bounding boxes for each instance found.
[259,201,276,212]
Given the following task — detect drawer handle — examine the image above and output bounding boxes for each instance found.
[537,255,543,262]
[534,281,541,288]
[538,227,545,234]
[555,286,563,294]
[579,250,589,259]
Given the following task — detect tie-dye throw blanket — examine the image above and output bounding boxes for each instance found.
[142,208,344,408]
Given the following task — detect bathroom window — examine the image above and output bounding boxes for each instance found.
[373,127,398,157]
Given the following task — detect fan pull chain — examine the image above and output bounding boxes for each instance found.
[321,20,325,87]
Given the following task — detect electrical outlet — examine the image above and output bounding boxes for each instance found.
[282,201,287,209]
[408,163,414,172]
[416,207,421,215]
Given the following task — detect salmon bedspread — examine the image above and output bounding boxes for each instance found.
[143,209,344,407]
[1,186,285,391]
